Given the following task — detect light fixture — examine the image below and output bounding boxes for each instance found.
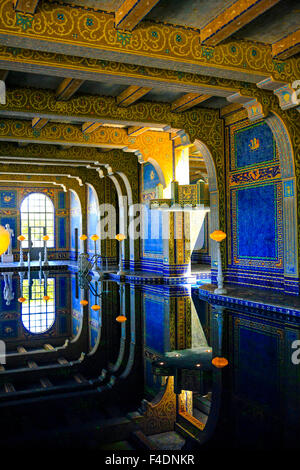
[212,357,229,368]
[115,233,126,241]
[80,234,87,241]
[0,225,10,256]
[80,299,88,306]
[42,235,49,241]
[90,234,99,241]
[18,297,26,303]
[17,235,25,242]
[43,295,50,301]
[91,304,100,311]
[116,315,127,323]
[210,230,226,242]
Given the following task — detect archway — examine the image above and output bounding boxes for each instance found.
[69,188,82,261]
[266,112,298,293]
[192,139,219,271]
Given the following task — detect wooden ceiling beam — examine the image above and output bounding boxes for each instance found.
[127,126,150,137]
[171,93,211,112]
[12,0,40,15]
[32,117,48,130]
[201,0,280,45]
[115,0,160,31]
[272,28,300,59]
[55,78,84,101]
[82,122,103,134]
[116,86,151,107]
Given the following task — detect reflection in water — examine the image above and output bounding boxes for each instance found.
[0,271,299,449]
[22,277,55,334]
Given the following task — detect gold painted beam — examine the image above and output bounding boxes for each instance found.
[171,93,211,112]
[55,78,84,101]
[32,117,48,130]
[201,0,280,45]
[82,122,103,134]
[13,0,40,14]
[115,0,160,31]
[0,1,297,84]
[272,29,300,59]
[116,86,151,107]
[127,126,149,136]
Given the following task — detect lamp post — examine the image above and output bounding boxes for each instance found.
[115,233,126,276]
[42,235,49,267]
[210,230,227,295]
[17,235,25,267]
[80,234,87,254]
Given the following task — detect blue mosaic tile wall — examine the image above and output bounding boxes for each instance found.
[236,184,277,260]
[141,163,164,272]
[227,118,284,289]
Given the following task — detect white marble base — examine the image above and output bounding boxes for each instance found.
[1,254,14,263]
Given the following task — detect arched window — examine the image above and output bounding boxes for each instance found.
[20,193,55,248]
[22,278,55,334]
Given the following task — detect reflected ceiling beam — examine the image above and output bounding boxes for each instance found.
[115,0,160,31]
[171,93,211,112]
[82,122,103,134]
[32,117,48,130]
[201,0,280,45]
[12,0,40,14]
[272,28,300,59]
[127,126,149,137]
[116,86,151,107]
[55,78,84,101]
[0,70,8,81]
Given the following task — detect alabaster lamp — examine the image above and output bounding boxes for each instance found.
[115,233,126,276]
[210,230,227,294]
[17,234,25,267]
[80,234,87,253]
[90,234,99,257]
[42,235,49,266]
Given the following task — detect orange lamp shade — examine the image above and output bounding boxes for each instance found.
[17,235,26,242]
[0,225,10,256]
[115,233,126,242]
[80,300,88,306]
[212,357,229,368]
[210,230,226,242]
[90,234,99,241]
[18,297,26,303]
[116,315,127,323]
[91,304,100,311]
[43,235,49,241]
[43,295,50,301]
[80,234,87,241]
